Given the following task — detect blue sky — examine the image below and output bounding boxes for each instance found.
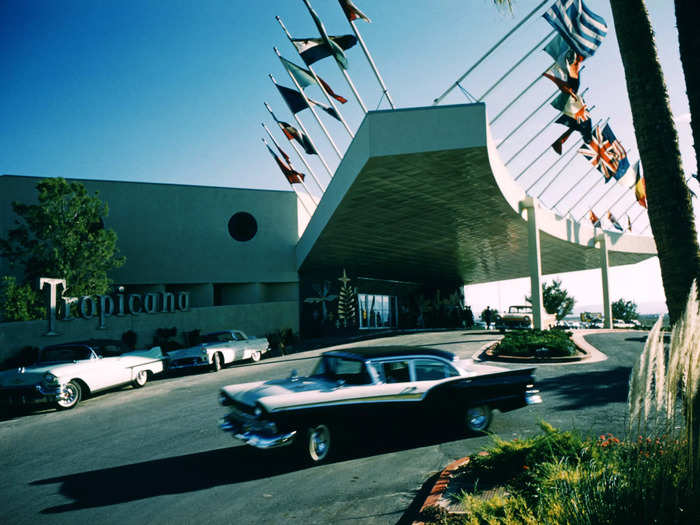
[1,1,695,314]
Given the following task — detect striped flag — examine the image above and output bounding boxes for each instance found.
[543,0,608,58]
[275,82,341,121]
[291,35,357,66]
[339,0,371,23]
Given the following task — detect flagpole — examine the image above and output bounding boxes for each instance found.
[506,111,561,166]
[276,16,355,138]
[301,0,368,114]
[490,64,554,125]
[513,111,598,182]
[478,30,555,102]
[560,172,604,217]
[530,138,586,195]
[496,88,560,148]
[262,120,324,198]
[269,74,334,180]
[343,11,395,109]
[273,53,343,160]
[261,138,315,218]
[433,0,549,105]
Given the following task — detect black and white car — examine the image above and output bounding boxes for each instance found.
[219,347,541,463]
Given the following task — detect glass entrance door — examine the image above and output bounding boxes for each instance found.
[358,294,396,329]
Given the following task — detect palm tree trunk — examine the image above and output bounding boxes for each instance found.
[674,0,700,176]
[609,0,700,323]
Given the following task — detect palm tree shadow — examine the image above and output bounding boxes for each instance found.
[31,429,473,514]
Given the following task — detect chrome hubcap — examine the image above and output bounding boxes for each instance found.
[137,371,147,384]
[468,407,487,429]
[59,384,77,406]
[310,426,329,460]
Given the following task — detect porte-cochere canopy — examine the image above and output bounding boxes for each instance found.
[296,103,656,284]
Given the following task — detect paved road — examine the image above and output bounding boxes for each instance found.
[0,330,646,525]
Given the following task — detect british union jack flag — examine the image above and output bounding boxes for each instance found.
[578,125,617,180]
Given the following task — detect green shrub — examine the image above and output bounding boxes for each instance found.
[493,329,577,357]
[0,276,43,322]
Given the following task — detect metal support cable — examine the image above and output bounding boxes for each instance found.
[560,172,604,216]
[490,65,552,125]
[532,141,585,196]
[506,112,560,166]
[497,89,559,149]
[478,31,555,102]
[434,0,549,105]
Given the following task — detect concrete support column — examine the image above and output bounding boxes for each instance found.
[519,197,544,330]
[596,233,613,329]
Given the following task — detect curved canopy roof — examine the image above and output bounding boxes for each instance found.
[296,103,656,285]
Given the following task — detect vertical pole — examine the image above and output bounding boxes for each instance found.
[273,50,343,158]
[261,123,322,200]
[269,75,334,180]
[346,18,395,109]
[261,138,315,218]
[276,16,355,138]
[596,233,613,329]
[519,197,544,330]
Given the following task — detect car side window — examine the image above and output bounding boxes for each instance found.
[382,361,411,383]
[414,359,459,381]
[232,332,244,341]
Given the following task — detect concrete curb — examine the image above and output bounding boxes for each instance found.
[413,456,470,525]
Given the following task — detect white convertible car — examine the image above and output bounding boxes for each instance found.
[166,330,270,373]
[0,340,165,411]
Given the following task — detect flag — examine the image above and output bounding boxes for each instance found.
[589,210,601,227]
[601,124,630,181]
[634,161,647,208]
[278,121,316,155]
[627,215,632,232]
[307,2,350,69]
[552,112,592,154]
[339,0,371,23]
[275,82,341,121]
[551,92,589,122]
[579,125,619,180]
[607,211,624,232]
[266,144,305,184]
[279,56,348,103]
[543,34,575,70]
[543,0,608,58]
[291,35,357,66]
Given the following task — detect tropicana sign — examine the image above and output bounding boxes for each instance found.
[40,277,190,335]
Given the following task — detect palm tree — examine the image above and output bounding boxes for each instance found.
[608,0,700,323]
[674,0,700,176]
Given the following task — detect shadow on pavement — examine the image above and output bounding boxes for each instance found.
[31,429,476,514]
[537,366,632,410]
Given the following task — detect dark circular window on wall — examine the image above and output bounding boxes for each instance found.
[228,212,258,242]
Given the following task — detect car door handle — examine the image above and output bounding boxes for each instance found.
[401,386,417,393]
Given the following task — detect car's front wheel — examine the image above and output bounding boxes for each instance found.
[211,353,223,372]
[464,405,492,433]
[251,350,261,362]
[304,423,332,464]
[56,380,82,410]
[132,370,149,388]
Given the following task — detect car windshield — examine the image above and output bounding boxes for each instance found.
[39,345,94,363]
[311,355,372,385]
[203,332,232,343]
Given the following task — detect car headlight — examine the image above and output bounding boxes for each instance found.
[200,346,208,355]
[43,373,59,385]
[254,405,263,418]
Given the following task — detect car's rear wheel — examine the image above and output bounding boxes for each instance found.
[132,370,148,388]
[464,405,492,433]
[211,353,223,372]
[56,380,82,410]
[304,423,332,464]
[251,350,261,362]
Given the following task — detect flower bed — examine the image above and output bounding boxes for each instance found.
[492,329,578,358]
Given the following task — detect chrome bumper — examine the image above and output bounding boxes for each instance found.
[525,389,542,405]
[219,416,297,449]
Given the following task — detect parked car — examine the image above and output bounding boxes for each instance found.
[218,347,542,464]
[0,340,165,411]
[613,319,635,329]
[494,305,557,331]
[166,330,270,373]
